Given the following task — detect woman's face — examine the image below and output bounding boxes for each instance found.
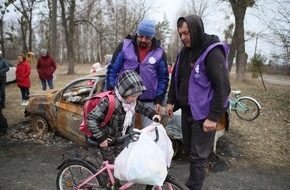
[18,56,23,62]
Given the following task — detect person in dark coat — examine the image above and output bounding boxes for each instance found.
[16,53,31,106]
[0,50,10,108]
[0,51,8,134]
[166,15,231,190]
[36,48,57,91]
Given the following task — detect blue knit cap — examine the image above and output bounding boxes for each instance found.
[137,19,155,37]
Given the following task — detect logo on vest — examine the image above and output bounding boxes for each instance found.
[195,65,200,73]
[148,57,156,64]
[194,65,200,78]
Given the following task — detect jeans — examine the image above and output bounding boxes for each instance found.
[41,79,54,91]
[20,87,30,101]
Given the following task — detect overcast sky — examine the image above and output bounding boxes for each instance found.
[151,0,284,61]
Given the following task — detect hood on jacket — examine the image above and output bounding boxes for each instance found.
[116,70,146,98]
[177,15,220,61]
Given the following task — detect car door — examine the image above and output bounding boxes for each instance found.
[54,77,105,146]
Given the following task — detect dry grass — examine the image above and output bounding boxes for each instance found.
[3,63,290,172]
[227,78,290,172]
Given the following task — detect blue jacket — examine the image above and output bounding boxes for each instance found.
[106,35,169,105]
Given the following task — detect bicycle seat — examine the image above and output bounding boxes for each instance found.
[231,90,241,95]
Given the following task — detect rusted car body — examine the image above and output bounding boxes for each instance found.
[25,70,229,155]
[25,73,106,147]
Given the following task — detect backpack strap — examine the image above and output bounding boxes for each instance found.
[100,91,115,127]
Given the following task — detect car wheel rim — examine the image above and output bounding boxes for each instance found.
[31,116,49,134]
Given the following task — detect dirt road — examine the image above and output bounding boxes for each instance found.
[1,135,289,190]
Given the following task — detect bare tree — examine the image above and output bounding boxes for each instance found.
[186,0,209,18]
[11,0,40,53]
[60,0,76,74]
[260,0,289,59]
[0,2,11,57]
[227,0,255,80]
[50,0,57,59]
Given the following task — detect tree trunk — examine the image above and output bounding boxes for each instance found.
[0,19,5,57]
[229,0,253,80]
[60,0,76,74]
[227,32,237,72]
[51,0,57,60]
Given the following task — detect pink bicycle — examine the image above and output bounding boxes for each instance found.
[56,125,188,190]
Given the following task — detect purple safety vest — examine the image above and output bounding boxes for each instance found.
[120,39,163,100]
[175,42,229,120]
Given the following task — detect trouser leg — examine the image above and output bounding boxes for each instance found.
[181,111,215,190]
[0,108,8,130]
[47,79,54,89]
[0,80,6,106]
[41,80,47,91]
[20,87,25,100]
[24,88,30,100]
[100,142,125,164]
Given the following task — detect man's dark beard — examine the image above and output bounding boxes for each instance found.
[138,41,151,48]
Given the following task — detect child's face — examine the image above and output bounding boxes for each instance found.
[18,56,23,62]
[125,94,139,103]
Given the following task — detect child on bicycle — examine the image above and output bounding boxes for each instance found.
[87,70,161,164]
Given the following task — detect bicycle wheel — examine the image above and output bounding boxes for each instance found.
[56,159,103,190]
[234,97,260,121]
[146,175,188,190]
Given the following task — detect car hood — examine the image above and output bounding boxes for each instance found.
[29,88,60,97]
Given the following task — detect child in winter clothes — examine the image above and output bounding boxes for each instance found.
[87,70,161,164]
[16,53,31,106]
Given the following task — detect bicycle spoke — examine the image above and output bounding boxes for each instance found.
[234,97,260,121]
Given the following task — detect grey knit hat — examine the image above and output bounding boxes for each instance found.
[117,70,146,98]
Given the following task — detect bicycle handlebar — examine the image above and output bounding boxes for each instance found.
[86,120,160,147]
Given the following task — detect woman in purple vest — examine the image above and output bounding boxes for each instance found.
[106,19,169,128]
[166,15,231,190]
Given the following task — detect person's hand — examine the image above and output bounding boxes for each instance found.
[165,103,174,118]
[203,119,217,132]
[99,138,112,147]
[155,103,162,115]
[152,114,161,122]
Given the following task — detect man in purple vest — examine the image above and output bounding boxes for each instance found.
[106,19,169,128]
[166,15,231,190]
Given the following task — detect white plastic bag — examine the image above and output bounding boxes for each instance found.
[141,123,174,167]
[114,132,167,186]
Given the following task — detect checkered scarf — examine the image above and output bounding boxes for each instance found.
[115,89,136,135]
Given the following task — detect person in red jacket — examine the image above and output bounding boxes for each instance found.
[16,53,31,106]
[36,48,57,91]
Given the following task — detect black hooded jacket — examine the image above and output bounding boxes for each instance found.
[167,15,230,122]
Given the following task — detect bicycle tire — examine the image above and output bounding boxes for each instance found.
[234,97,260,121]
[146,175,189,190]
[56,159,104,190]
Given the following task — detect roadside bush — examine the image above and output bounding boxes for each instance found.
[248,53,267,78]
